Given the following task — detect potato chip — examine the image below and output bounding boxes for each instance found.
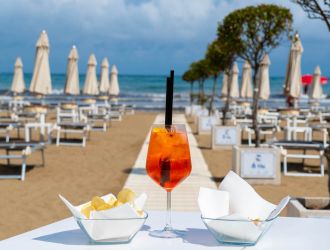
[95,203,112,211]
[114,200,123,207]
[81,203,95,218]
[117,188,136,204]
[107,196,117,207]
[91,196,106,209]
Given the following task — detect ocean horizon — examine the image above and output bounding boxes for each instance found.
[1,73,329,95]
[1,73,329,110]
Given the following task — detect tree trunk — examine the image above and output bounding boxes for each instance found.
[252,65,261,148]
[190,82,194,105]
[222,71,231,125]
[208,76,217,116]
[200,80,205,106]
[198,80,203,105]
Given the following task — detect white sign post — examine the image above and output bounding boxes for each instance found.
[240,151,276,178]
[232,146,281,185]
[197,116,220,135]
[212,125,241,149]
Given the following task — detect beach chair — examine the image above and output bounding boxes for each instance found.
[269,140,325,177]
[244,124,279,147]
[79,105,110,131]
[0,142,46,181]
[55,122,91,147]
[56,106,79,124]
[0,122,24,142]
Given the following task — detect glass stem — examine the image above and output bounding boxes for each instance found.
[165,191,172,231]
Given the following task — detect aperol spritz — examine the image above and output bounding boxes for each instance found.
[146,124,191,237]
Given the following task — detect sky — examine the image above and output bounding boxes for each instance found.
[0,0,329,76]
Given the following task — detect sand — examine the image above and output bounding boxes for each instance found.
[1,111,329,240]
[0,112,156,240]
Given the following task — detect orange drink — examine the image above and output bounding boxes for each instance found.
[146,125,191,191]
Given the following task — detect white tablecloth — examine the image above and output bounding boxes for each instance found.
[1,211,330,249]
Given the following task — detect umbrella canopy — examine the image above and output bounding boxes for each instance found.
[99,58,110,93]
[240,61,253,98]
[64,46,80,95]
[11,57,25,94]
[308,66,323,100]
[283,34,303,98]
[229,62,239,98]
[258,54,271,100]
[220,72,229,97]
[302,74,328,85]
[29,30,52,95]
[109,65,120,96]
[83,54,99,95]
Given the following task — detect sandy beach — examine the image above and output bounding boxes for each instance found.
[0,112,156,240]
[1,111,329,240]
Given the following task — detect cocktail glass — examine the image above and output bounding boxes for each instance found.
[146,124,192,238]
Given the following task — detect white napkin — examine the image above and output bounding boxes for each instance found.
[219,171,276,220]
[198,187,229,218]
[198,171,290,242]
[59,193,147,241]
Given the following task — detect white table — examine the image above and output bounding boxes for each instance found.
[1,211,330,250]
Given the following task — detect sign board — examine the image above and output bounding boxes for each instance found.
[232,146,281,185]
[185,106,192,116]
[240,151,276,179]
[198,116,219,135]
[191,105,202,116]
[212,125,241,149]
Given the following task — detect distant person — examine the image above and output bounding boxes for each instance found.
[287,95,294,107]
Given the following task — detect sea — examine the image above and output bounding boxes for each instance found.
[0,73,329,110]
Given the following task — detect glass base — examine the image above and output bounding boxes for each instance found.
[149,226,185,238]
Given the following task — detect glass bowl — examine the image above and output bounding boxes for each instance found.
[74,212,148,244]
[201,215,277,246]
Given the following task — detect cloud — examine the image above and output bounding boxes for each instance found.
[0,0,328,75]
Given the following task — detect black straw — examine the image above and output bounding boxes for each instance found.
[165,70,174,126]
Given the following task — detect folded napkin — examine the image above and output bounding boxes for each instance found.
[199,171,290,242]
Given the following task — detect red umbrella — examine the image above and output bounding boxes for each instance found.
[321,76,328,85]
[301,74,328,85]
[301,74,312,85]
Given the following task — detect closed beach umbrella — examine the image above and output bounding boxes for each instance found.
[284,34,303,98]
[11,57,25,94]
[29,30,52,95]
[99,58,110,93]
[83,54,99,95]
[229,62,239,98]
[240,61,253,98]
[258,54,271,100]
[64,46,80,95]
[220,72,229,98]
[308,66,323,100]
[109,65,120,96]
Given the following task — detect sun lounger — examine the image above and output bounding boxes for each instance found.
[269,140,325,177]
[309,123,330,147]
[0,142,46,181]
[0,122,23,142]
[55,122,91,147]
[24,123,54,144]
[79,105,111,131]
[244,124,279,146]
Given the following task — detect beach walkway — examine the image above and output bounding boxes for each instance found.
[124,114,216,211]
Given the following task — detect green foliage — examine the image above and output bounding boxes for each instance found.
[190,60,209,81]
[217,4,293,71]
[204,40,233,77]
[182,69,196,83]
